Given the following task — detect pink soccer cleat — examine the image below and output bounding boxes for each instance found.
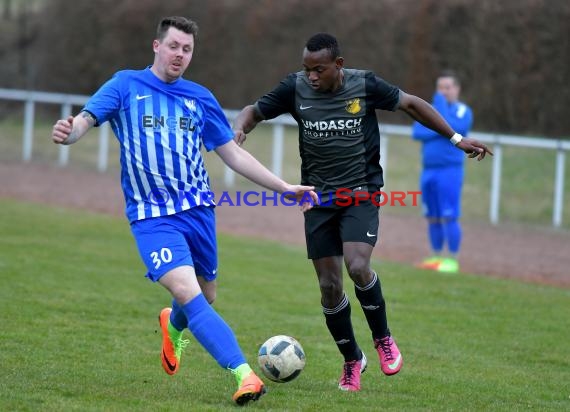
[375,336,403,375]
[338,352,367,391]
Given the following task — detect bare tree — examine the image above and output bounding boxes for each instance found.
[5,0,568,136]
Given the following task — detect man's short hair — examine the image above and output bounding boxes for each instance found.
[305,33,340,60]
[438,70,460,86]
[157,16,199,41]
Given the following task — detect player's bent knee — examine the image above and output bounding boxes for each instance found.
[346,258,370,278]
[198,278,217,304]
[204,290,216,304]
[318,280,343,303]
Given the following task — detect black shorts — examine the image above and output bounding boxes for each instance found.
[304,196,380,260]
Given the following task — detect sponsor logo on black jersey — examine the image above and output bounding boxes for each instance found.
[345,98,361,114]
[301,118,362,131]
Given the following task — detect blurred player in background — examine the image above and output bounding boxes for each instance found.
[412,71,473,273]
[51,16,317,405]
[233,33,490,392]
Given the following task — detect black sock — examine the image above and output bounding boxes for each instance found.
[323,293,361,362]
[354,271,390,340]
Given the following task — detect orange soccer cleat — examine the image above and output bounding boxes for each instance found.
[232,370,267,406]
[158,307,189,375]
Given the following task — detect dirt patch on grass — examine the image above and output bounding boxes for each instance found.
[2,161,569,287]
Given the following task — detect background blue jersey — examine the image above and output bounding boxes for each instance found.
[412,92,473,169]
[84,68,233,222]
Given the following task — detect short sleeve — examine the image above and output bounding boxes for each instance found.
[200,91,234,152]
[83,74,122,126]
[255,73,297,120]
[365,72,400,111]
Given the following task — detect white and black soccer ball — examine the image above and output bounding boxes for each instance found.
[257,335,306,383]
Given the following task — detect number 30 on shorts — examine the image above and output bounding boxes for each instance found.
[150,248,173,269]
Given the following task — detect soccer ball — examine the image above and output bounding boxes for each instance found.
[257,335,306,383]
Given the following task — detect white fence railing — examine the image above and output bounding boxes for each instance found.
[1,88,569,228]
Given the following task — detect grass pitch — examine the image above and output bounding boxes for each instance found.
[0,199,569,411]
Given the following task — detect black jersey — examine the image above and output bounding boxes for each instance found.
[254,68,400,196]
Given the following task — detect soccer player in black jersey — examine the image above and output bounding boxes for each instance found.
[233,33,491,391]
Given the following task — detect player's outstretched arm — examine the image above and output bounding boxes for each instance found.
[232,105,264,146]
[52,111,96,145]
[215,139,318,208]
[398,91,492,161]
[455,138,493,161]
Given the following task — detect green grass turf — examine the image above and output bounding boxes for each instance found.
[0,199,569,411]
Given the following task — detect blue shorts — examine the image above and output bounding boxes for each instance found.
[420,166,463,219]
[130,206,218,282]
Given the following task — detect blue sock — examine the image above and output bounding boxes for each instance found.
[444,219,462,255]
[182,293,246,369]
[169,299,187,331]
[428,221,444,253]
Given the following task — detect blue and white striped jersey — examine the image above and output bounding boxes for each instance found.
[84,67,233,222]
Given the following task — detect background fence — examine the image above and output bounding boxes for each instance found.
[1,88,568,228]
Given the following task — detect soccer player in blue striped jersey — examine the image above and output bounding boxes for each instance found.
[412,71,474,273]
[51,16,317,406]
